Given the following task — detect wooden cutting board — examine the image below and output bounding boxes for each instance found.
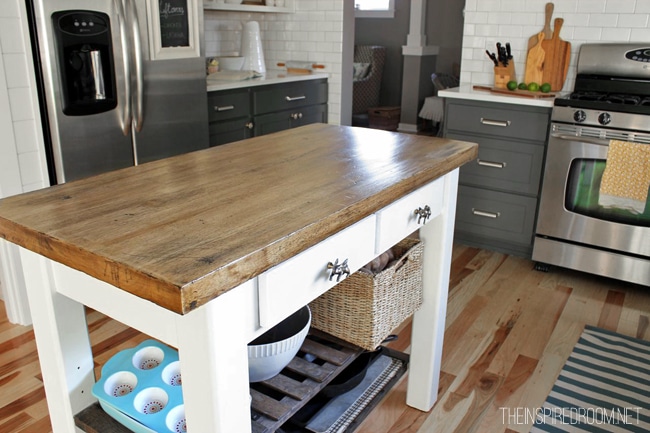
[527,2,554,51]
[473,85,557,99]
[542,18,571,91]
[525,32,545,85]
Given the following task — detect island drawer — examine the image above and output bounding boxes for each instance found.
[375,178,444,253]
[257,215,376,330]
[446,100,549,142]
[207,88,250,122]
[253,80,328,115]
[455,185,537,247]
[450,133,545,196]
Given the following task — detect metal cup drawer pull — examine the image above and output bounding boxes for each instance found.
[414,205,432,224]
[472,208,501,219]
[327,258,350,282]
[285,95,306,102]
[214,105,235,112]
[477,159,506,169]
[480,117,511,128]
[290,112,303,120]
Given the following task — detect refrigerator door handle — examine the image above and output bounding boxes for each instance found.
[126,0,144,133]
[115,0,132,135]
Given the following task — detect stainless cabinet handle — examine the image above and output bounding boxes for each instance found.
[286,95,306,101]
[414,205,432,224]
[477,159,507,169]
[327,258,350,282]
[245,121,254,130]
[472,208,500,219]
[290,113,303,120]
[480,118,511,127]
[214,105,235,112]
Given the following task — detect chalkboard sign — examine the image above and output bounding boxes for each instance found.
[158,0,189,48]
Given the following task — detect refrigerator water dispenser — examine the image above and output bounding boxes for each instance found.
[52,10,117,116]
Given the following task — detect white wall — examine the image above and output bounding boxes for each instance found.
[204,0,347,124]
[0,0,49,324]
[460,0,650,91]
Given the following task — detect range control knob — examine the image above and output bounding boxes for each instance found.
[573,110,587,123]
[598,112,612,125]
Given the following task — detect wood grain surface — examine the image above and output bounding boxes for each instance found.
[541,18,571,91]
[525,32,545,85]
[0,124,477,314]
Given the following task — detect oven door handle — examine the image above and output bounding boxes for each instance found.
[552,133,610,147]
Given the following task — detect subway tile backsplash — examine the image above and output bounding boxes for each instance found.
[461,0,650,90]
[204,0,344,124]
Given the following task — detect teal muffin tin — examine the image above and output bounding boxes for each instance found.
[92,340,186,433]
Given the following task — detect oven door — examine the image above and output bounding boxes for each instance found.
[535,130,650,258]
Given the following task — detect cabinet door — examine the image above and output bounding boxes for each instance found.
[254,104,327,137]
[209,118,253,147]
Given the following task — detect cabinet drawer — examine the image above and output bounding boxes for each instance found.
[258,216,376,329]
[375,178,444,253]
[446,101,549,142]
[449,133,544,196]
[253,80,328,115]
[209,118,253,147]
[207,89,250,122]
[254,104,327,137]
[455,186,537,246]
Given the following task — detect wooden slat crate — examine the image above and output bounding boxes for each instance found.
[75,332,362,433]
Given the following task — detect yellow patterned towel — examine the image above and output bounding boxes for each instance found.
[598,140,650,214]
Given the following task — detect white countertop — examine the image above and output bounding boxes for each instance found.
[206,71,329,92]
[439,85,562,108]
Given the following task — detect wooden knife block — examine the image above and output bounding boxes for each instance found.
[494,63,516,89]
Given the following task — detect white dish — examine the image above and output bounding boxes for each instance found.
[248,306,311,382]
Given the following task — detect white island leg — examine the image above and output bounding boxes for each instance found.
[176,284,254,433]
[407,168,459,411]
[18,248,96,432]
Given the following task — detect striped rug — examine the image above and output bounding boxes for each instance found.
[531,325,650,432]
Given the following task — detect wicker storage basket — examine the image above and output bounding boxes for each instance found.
[309,237,423,351]
[368,106,401,131]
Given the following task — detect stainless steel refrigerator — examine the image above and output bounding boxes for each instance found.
[27,0,209,184]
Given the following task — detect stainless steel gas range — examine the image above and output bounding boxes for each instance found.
[533,43,650,286]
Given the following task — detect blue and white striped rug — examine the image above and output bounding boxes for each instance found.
[531,325,650,432]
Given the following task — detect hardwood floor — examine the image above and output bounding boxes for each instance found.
[1,244,649,433]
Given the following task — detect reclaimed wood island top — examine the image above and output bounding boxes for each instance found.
[0,124,477,315]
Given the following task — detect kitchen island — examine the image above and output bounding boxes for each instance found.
[0,124,477,432]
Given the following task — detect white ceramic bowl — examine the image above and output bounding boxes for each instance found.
[248,306,311,382]
[217,56,245,71]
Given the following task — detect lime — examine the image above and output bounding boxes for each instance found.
[527,82,540,92]
[506,80,518,91]
[518,82,528,90]
[540,82,552,93]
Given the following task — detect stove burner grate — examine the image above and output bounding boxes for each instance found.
[569,92,647,105]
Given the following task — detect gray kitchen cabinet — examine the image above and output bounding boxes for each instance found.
[207,88,252,146]
[443,98,551,257]
[207,78,328,147]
